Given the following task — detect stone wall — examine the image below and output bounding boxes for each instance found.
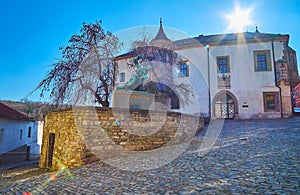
[39,107,203,171]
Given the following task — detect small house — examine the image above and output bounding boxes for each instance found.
[0,102,39,166]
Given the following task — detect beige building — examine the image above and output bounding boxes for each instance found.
[114,20,299,119]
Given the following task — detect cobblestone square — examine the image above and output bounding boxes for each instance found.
[1,118,299,194]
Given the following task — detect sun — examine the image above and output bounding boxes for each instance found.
[225,6,253,32]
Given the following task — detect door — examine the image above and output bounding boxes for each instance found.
[48,133,55,167]
[26,146,30,161]
[215,102,235,119]
[214,92,236,119]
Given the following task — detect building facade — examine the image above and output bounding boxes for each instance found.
[114,20,299,119]
[293,83,300,110]
[0,102,39,166]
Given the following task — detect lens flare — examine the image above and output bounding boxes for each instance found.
[223,4,254,32]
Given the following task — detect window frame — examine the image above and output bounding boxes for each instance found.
[254,50,272,72]
[20,129,23,140]
[120,72,125,82]
[263,92,279,112]
[178,60,189,77]
[28,127,32,138]
[217,56,230,73]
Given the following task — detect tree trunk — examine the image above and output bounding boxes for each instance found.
[101,100,109,107]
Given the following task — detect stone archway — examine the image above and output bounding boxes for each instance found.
[213,90,238,119]
[139,81,180,109]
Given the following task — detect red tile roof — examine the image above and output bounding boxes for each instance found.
[0,102,33,121]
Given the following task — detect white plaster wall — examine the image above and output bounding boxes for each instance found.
[0,118,39,155]
[116,58,135,87]
[207,41,284,118]
[37,121,44,152]
[177,47,209,84]
[114,41,286,119]
[173,50,209,116]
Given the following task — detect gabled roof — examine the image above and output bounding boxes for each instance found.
[0,102,33,121]
[174,31,289,48]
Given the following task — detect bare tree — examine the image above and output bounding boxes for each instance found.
[130,27,153,49]
[35,20,122,107]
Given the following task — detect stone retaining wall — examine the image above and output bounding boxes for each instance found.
[39,107,203,171]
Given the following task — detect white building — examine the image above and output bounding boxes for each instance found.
[114,20,299,119]
[0,102,39,166]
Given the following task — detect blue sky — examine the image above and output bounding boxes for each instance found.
[0,0,299,102]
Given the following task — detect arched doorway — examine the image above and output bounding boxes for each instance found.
[213,91,238,119]
[134,81,180,109]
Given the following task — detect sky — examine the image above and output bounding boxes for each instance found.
[0,0,299,102]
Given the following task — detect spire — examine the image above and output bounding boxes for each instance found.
[255,25,260,33]
[150,18,175,49]
[153,17,169,40]
[160,17,162,27]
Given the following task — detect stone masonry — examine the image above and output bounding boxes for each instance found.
[39,107,203,171]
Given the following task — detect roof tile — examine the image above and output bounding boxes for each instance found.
[0,102,33,121]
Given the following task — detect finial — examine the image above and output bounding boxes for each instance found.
[160,17,162,27]
[255,25,259,33]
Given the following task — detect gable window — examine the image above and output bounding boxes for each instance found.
[20,129,23,140]
[28,127,32,138]
[263,92,279,112]
[254,50,272,71]
[217,56,230,73]
[0,128,4,145]
[178,61,189,77]
[120,72,125,82]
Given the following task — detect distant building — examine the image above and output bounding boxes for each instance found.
[0,102,39,166]
[293,83,300,112]
[114,19,299,119]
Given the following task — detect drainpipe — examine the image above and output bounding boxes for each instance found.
[272,39,283,118]
[207,45,211,119]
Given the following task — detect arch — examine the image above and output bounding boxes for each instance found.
[138,81,180,109]
[212,90,238,119]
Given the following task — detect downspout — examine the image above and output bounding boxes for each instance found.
[271,39,283,118]
[112,60,117,88]
[207,46,211,119]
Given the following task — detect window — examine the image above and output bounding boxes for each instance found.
[0,129,4,145]
[20,129,23,140]
[178,61,189,77]
[120,72,125,82]
[254,50,271,71]
[28,127,32,138]
[263,92,279,112]
[217,56,230,73]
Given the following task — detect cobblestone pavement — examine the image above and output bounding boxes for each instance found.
[1,118,299,194]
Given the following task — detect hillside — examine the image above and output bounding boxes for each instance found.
[0,100,61,121]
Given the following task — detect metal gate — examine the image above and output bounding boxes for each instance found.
[215,102,235,119]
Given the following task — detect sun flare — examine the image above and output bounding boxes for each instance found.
[225,6,253,32]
